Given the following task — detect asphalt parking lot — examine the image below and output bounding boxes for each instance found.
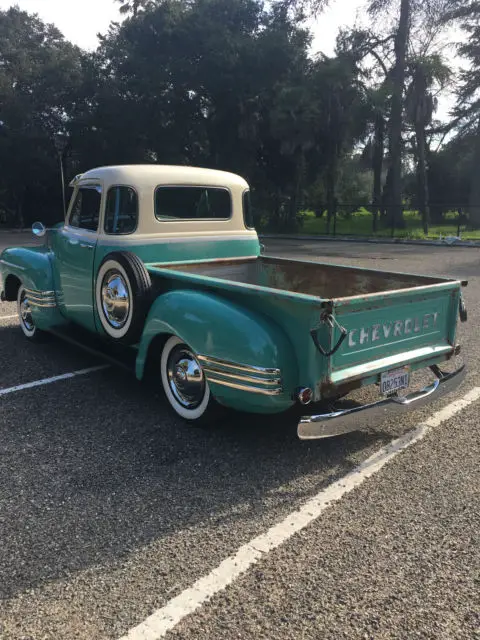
[0,234,479,639]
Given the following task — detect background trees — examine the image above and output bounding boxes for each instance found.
[0,0,478,230]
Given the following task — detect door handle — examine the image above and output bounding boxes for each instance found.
[79,243,94,250]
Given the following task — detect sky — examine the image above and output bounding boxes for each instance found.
[0,0,457,120]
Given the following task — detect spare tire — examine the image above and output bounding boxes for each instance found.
[95,251,152,344]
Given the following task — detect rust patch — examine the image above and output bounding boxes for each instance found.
[153,256,446,299]
[319,377,364,400]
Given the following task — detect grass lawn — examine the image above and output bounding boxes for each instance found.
[298,209,480,241]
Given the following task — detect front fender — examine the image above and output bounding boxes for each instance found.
[1,246,54,293]
[136,290,298,414]
[0,246,61,330]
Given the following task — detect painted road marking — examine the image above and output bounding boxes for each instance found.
[119,386,480,640]
[0,365,109,397]
[0,314,18,321]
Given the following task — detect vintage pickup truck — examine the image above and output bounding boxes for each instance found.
[0,165,467,439]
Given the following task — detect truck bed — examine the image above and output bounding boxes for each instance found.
[147,255,462,400]
[153,256,445,299]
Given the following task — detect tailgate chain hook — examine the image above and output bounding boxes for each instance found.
[310,312,348,357]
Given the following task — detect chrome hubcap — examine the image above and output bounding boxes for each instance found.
[101,270,130,329]
[167,346,205,409]
[20,291,34,332]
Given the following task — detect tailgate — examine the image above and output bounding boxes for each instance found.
[326,281,462,385]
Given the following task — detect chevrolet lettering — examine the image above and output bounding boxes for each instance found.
[0,165,467,440]
[348,313,439,347]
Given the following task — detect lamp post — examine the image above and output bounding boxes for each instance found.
[54,132,68,219]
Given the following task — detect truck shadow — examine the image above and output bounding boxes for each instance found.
[0,328,393,601]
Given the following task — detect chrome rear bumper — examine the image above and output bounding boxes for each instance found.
[298,364,466,440]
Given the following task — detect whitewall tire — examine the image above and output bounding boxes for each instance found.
[95,251,152,344]
[17,285,42,341]
[96,259,134,340]
[160,336,218,423]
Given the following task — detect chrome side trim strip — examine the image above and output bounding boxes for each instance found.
[202,367,282,386]
[24,288,57,308]
[25,294,56,302]
[198,355,281,377]
[206,375,283,396]
[25,289,55,297]
[28,301,57,308]
[0,259,26,271]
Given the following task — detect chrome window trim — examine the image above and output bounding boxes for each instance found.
[243,189,255,230]
[154,185,233,223]
[104,184,139,236]
[67,183,103,232]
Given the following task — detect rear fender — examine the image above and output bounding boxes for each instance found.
[136,290,297,413]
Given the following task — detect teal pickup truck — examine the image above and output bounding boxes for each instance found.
[0,165,467,439]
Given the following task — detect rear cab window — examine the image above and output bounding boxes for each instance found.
[243,190,254,229]
[154,186,231,221]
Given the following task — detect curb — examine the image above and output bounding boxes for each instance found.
[259,233,480,248]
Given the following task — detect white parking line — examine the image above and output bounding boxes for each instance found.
[0,365,109,397]
[119,386,480,640]
[0,314,18,321]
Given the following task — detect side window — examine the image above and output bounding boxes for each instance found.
[155,186,231,221]
[104,186,138,235]
[243,190,254,229]
[69,186,102,231]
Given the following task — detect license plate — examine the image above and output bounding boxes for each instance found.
[380,367,410,395]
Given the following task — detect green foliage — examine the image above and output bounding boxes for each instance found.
[0,0,478,231]
[297,207,480,239]
[0,8,83,225]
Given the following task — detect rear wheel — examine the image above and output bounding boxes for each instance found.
[160,335,222,425]
[17,285,45,342]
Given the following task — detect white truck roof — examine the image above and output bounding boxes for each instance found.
[74,165,249,190]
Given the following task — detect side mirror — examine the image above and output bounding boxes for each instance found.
[32,222,46,237]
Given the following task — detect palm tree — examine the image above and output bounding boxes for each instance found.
[444,1,480,226]
[405,55,451,233]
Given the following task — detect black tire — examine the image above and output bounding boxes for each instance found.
[95,251,152,344]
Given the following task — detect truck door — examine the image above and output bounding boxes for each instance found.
[52,184,101,332]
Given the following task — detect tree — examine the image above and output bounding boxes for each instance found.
[368,0,411,228]
[336,29,395,230]
[445,0,480,224]
[114,0,152,16]
[365,0,456,228]
[405,54,451,232]
[0,8,83,226]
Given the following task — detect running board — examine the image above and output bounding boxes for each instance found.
[49,325,137,373]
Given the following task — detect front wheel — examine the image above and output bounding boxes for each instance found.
[160,335,222,425]
[17,285,45,342]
